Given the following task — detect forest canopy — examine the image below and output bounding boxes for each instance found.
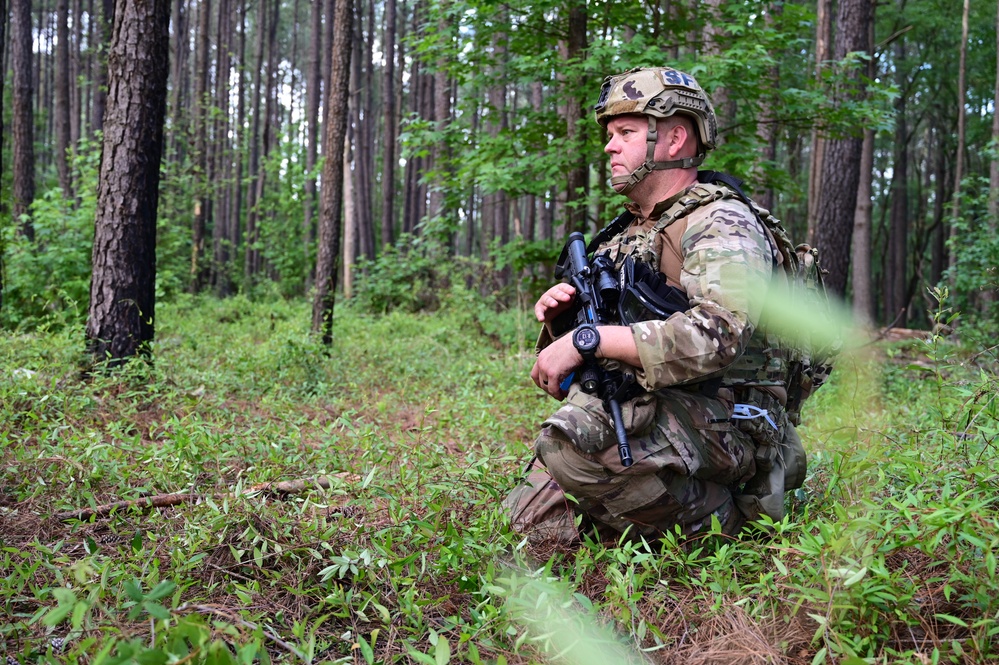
[0,0,997,333]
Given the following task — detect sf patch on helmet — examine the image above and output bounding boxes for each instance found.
[594,67,717,151]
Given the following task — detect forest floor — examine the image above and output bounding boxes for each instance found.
[2,296,999,664]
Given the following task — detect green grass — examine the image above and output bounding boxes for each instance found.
[2,297,999,664]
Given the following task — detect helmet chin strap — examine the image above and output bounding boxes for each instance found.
[611,116,705,195]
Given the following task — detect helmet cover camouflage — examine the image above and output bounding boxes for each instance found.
[595,67,718,151]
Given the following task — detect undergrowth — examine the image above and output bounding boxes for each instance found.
[2,296,999,664]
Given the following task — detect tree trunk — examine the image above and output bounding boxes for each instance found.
[287,0,301,130]
[813,0,872,298]
[211,0,233,294]
[755,4,780,213]
[379,0,397,246]
[244,0,266,285]
[482,16,508,262]
[226,0,246,293]
[167,0,187,156]
[55,0,73,197]
[92,0,114,135]
[988,0,999,306]
[806,0,832,245]
[427,0,451,230]
[401,0,423,238]
[702,0,731,139]
[303,0,322,290]
[929,125,948,287]
[886,36,909,325]
[11,0,36,239]
[86,0,170,364]
[342,132,355,298]
[361,0,376,247]
[189,0,211,293]
[38,3,53,174]
[0,0,6,313]
[851,128,874,325]
[947,0,970,283]
[250,0,279,280]
[70,0,82,148]
[850,9,876,325]
[348,0,373,257]
[563,0,588,235]
[312,0,353,343]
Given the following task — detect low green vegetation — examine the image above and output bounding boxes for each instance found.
[2,295,998,664]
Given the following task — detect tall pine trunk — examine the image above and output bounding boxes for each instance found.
[379,0,397,246]
[303,0,322,290]
[0,0,7,313]
[427,0,451,233]
[11,0,36,240]
[312,0,353,342]
[988,0,999,307]
[189,0,212,292]
[55,0,73,197]
[947,0,970,284]
[86,0,170,364]
[886,36,909,326]
[211,0,233,294]
[168,0,187,157]
[813,0,873,297]
[563,0,587,235]
[806,0,832,245]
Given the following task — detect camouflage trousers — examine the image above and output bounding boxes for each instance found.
[504,386,760,542]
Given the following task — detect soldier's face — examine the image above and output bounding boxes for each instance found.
[604,115,649,191]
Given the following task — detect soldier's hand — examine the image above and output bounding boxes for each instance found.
[535,284,576,323]
[531,334,581,400]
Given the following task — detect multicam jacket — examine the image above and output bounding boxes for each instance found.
[542,181,787,397]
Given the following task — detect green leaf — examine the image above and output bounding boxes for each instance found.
[124,579,144,602]
[143,601,172,620]
[843,567,868,587]
[146,580,177,601]
[358,636,374,664]
[934,613,969,628]
[42,603,74,627]
[52,587,77,604]
[71,600,89,629]
[405,646,438,665]
[435,636,451,665]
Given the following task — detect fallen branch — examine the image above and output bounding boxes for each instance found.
[55,474,359,521]
[56,492,203,521]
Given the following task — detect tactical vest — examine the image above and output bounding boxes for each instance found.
[596,182,789,394]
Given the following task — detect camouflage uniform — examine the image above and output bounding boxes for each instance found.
[505,182,805,542]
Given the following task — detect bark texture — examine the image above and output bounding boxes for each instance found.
[11,0,36,238]
[311,0,353,342]
[813,0,873,297]
[86,0,171,363]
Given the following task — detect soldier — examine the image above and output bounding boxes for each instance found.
[505,66,806,542]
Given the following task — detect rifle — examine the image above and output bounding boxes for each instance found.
[555,232,636,467]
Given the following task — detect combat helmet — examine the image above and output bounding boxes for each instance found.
[595,67,718,194]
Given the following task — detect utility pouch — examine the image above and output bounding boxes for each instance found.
[544,385,657,455]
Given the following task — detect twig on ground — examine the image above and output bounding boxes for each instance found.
[55,473,360,521]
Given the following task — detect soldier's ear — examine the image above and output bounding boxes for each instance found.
[664,120,688,157]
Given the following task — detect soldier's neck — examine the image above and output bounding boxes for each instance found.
[631,169,698,219]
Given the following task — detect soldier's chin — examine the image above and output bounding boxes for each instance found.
[608,178,629,192]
